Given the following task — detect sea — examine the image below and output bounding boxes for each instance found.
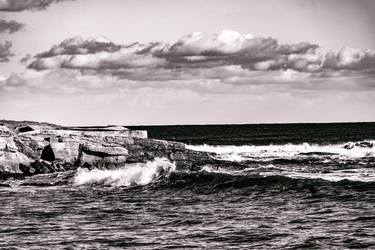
[1,122,375,249]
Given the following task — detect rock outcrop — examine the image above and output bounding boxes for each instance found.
[0,120,225,179]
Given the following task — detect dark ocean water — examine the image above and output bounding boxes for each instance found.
[1,123,375,249]
[129,122,375,145]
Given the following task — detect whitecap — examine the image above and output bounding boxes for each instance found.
[186,140,375,162]
[73,157,175,187]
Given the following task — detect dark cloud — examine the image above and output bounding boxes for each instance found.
[35,36,123,57]
[20,54,33,64]
[0,0,72,12]
[0,40,13,62]
[0,19,24,33]
[28,36,167,70]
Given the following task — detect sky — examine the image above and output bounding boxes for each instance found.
[0,0,374,125]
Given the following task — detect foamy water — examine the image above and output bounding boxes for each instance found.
[73,141,375,187]
[74,158,176,187]
[202,165,375,183]
[187,140,375,162]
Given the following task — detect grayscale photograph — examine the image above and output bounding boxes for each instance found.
[1,0,375,249]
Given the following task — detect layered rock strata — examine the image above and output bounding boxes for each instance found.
[0,121,227,179]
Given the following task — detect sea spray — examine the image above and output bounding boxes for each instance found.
[74,157,176,187]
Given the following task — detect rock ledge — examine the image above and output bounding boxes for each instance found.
[0,121,224,178]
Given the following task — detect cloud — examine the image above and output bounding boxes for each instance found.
[2,30,375,124]
[28,36,167,70]
[323,46,375,70]
[0,20,21,62]
[0,19,24,33]
[0,40,13,62]
[1,30,373,96]
[0,0,72,12]
[27,30,375,78]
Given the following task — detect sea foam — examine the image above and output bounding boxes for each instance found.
[74,158,175,187]
[201,163,375,183]
[187,140,375,162]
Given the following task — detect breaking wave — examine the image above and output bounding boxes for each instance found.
[201,165,375,183]
[186,140,375,163]
[12,156,373,193]
[70,140,375,191]
[74,158,175,187]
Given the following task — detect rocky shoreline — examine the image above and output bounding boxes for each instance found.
[0,120,242,180]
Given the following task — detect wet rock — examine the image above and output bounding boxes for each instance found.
[80,154,128,169]
[356,141,373,148]
[30,160,56,174]
[344,141,374,149]
[343,143,354,150]
[19,163,35,175]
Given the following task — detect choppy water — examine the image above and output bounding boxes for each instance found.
[1,123,375,249]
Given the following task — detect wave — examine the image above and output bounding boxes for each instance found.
[157,169,375,195]
[48,139,375,191]
[186,140,375,163]
[201,165,375,183]
[5,156,371,194]
[72,156,375,191]
[73,158,175,187]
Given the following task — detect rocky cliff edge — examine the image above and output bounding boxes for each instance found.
[0,120,232,179]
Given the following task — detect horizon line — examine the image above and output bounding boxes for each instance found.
[1,118,375,127]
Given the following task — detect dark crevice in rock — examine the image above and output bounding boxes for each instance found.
[17,126,34,133]
[41,145,55,162]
